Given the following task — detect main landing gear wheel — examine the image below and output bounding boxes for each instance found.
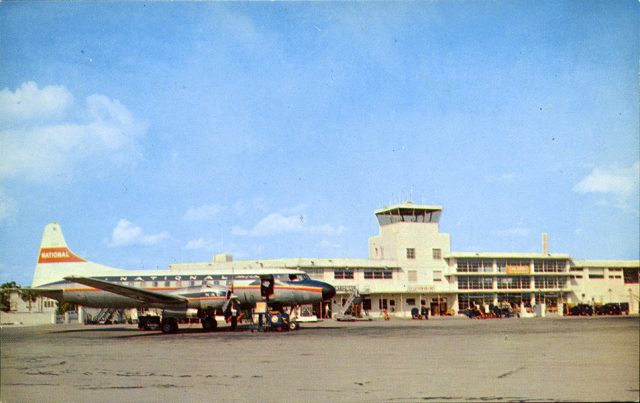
[202,316,217,332]
[161,317,178,334]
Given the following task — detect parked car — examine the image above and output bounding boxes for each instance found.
[569,304,593,316]
[620,302,630,314]
[595,303,622,315]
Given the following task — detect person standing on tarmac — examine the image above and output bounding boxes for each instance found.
[229,302,240,331]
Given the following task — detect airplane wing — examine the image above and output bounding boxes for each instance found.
[64,276,187,306]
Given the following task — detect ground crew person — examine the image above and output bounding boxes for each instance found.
[230,303,240,331]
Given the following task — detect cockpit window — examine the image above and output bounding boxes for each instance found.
[288,273,310,282]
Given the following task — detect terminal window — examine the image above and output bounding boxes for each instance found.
[623,268,639,283]
[534,260,566,272]
[535,277,567,288]
[588,268,605,279]
[364,271,393,280]
[459,259,493,272]
[458,276,492,290]
[498,276,530,289]
[406,248,416,259]
[432,248,442,260]
[334,270,354,280]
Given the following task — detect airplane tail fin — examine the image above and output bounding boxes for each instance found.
[32,223,122,287]
[37,223,87,264]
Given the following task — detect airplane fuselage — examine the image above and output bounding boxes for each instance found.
[41,271,331,309]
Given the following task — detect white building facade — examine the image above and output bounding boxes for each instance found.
[171,202,640,318]
[0,292,58,326]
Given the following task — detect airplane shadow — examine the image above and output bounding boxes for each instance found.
[50,324,342,338]
[51,327,139,334]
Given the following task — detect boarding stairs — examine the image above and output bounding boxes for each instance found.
[340,290,360,316]
[335,290,371,321]
[94,308,117,324]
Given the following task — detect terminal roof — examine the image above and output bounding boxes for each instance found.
[448,252,571,259]
[572,260,640,268]
[170,257,400,271]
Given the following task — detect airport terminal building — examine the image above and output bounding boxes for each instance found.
[171,202,640,318]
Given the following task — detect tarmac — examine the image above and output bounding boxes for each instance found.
[1,316,639,402]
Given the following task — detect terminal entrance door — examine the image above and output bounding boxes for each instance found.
[379,298,388,315]
[430,297,447,316]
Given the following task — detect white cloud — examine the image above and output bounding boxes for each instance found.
[184,238,222,251]
[232,213,302,236]
[573,161,639,195]
[573,161,640,215]
[108,219,169,247]
[184,203,223,221]
[232,212,346,237]
[0,82,147,182]
[0,81,74,124]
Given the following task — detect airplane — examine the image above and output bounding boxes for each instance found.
[29,222,336,333]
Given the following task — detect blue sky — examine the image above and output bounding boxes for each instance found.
[1,1,638,285]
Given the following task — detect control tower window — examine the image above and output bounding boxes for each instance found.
[375,207,442,226]
[406,248,416,259]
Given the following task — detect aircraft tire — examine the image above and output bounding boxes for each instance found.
[161,318,178,334]
[202,316,217,332]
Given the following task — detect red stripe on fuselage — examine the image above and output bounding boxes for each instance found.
[185,297,226,301]
[233,285,323,293]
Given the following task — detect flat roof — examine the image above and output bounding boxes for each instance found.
[448,252,571,259]
[572,260,640,268]
[170,257,401,271]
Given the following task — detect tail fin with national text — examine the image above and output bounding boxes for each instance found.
[32,223,123,287]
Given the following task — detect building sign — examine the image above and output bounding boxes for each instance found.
[506,264,530,275]
[335,286,357,293]
[407,285,434,292]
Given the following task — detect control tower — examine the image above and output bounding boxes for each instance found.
[368,201,450,269]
